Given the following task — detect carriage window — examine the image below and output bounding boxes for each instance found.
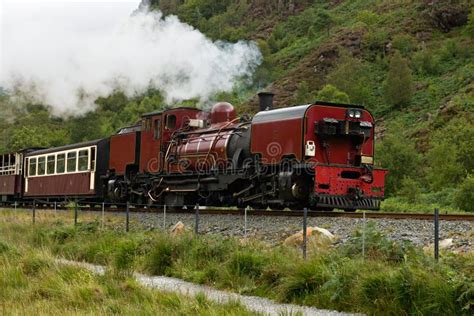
[166,115,176,129]
[56,153,65,174]
[47,155,55,175]
[67,152,77,173]
[29,158,37,177]
[90,147,96,171]
[154,119,161,140]
[37,157,46,176]
[78,150,89,171]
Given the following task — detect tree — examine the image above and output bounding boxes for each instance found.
[454,175,474,212]
[295,81,312,104]
[426,141,465,191]
[7,127,52,151]
[383,51,413,108]
[327,51,373,105]
[316,84,350,103]
[376,128,421,196]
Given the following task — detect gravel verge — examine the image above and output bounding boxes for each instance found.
[126,212,473,252]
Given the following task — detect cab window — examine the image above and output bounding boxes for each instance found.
[166,115,176,129]
[154,119,161,140]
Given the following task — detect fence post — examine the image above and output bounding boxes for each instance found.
[54,201,57,213]
[74,200,78,226]
[14,201,17,212]
[163,204,167,230]
[101,202,105,231]
[244,206,249,239]
[32,200,36,224]
[126,202,130,232]
[303,207,308,259]
[195,203,200,235]
[362,211,366,260]
[434,208,439,262]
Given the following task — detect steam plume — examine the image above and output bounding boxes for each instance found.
[0,1,262,116]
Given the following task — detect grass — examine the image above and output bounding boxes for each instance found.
[0,211,257,315]
[0,209,473,315]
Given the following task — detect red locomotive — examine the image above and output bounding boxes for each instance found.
[0,93,387,211]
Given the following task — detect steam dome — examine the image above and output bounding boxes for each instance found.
[210,102,236,124]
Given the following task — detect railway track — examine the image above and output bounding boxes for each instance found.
[2,204,473,221]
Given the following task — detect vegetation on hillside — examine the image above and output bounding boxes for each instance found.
[0,0,473,210]
[1,210,472,315]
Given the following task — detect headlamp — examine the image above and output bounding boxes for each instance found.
[347,109,362,119]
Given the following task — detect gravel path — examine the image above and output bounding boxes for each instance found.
[56,258,355,316]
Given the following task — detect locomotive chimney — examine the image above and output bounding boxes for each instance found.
[258,92,274,111]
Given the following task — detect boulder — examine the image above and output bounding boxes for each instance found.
[170,221,185,236]
[284,227,336,248]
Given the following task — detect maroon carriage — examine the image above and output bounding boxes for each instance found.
[0,150,28,203]
[24,139,109,200]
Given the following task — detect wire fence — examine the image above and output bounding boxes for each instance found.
[3,200,443,261]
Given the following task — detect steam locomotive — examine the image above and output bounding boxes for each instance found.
[0,93,387,211]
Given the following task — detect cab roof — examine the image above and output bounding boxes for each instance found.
[141,107,201,118]
[252,101,366,124]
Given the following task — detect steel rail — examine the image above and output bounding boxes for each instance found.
[2,204,473,221]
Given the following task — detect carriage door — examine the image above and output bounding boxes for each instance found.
[140,115,163,174]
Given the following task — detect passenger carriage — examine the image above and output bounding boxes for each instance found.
[24,139,109,200]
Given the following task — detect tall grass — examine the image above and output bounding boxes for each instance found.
[0,233,257,315]
[0,211,472,315]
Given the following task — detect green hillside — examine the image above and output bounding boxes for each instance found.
[1,0,473,211]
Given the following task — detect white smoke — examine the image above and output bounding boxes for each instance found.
[0,0,262,116]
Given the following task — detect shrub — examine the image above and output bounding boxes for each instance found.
[454,175,474,212]
[356,10,380,27]
[398,177,422,203]
[412,48,440,75]
[426,141,465,191]
[295,81,312,104]
[391,34,415,56]
[377,128,421,195]
[383,51,414,108]
[316,84,350,104]
[362,28,389,54]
